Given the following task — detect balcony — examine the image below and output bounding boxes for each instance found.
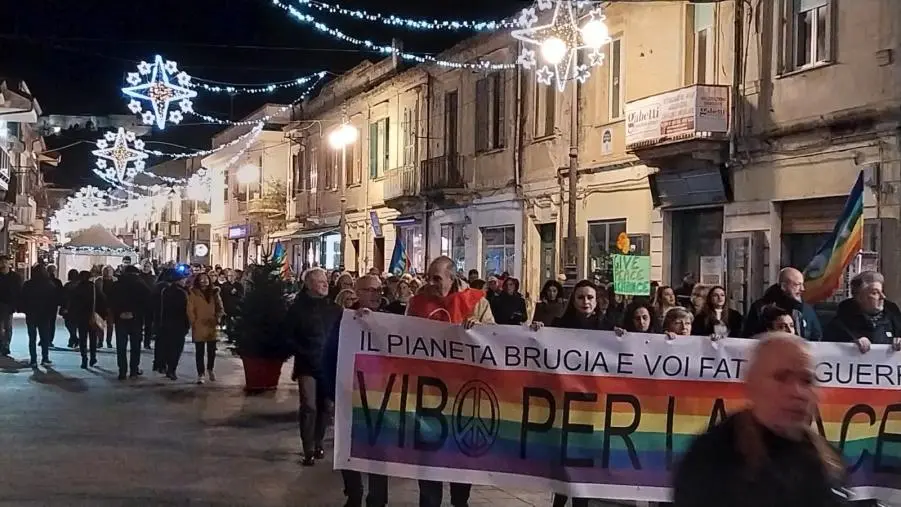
[246,194,286,218]
[625,84,730,168]
[419,154,472,204]
[384,164,419,209]
[294,190,321,224]
[9,195,36,232]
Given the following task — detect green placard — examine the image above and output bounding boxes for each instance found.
[612,254,651,296]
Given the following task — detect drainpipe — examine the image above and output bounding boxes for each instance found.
[423,73,433,266]
[729,0,744,163]
[513,43,528,292]
[564,80,580,288]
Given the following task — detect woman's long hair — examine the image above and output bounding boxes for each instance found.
[539,280,564,303]
[653,285,674,316]
[192,273,216,302]
[559,279,602,322]
[696,285,729,330]
[622,301,657,333]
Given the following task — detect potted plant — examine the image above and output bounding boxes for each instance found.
[227,254,292,394]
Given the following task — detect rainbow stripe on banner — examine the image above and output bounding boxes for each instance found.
[334,312,901,502]
[803,171,864,303]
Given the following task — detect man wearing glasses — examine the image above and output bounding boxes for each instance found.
[742,267,823,340]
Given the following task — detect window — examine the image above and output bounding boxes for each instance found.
[608,38,623,119]
[223,169,230,202]
[291,148,302,194]
[369,118,389,178]
[444,91,458,156]
[440,223,466,271]
[308,144,318,193]
[475,73,506,153]
[534,80,556,138]
[693,3,715,83]
[481,225,515,277]
[588,219,627,283]
[397,224,425,274]
[788,0,832,70]
[325,149,338,190]
[344,127,362,186]
[402,105,418,167]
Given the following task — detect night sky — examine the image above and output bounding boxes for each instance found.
[3,0,527,188]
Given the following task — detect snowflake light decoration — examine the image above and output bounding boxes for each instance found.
[511,0,611,92]
[92,128,149,183]
[122,55,197,130]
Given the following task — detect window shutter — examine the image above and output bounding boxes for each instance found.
[369,122,379,179]
[382,119,390,171]
[475,78,489,153]
[495,73,506,148]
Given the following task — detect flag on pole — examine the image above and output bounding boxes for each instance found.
[272,241,291,280]
[388,238,411,276]
[802,171,864,303]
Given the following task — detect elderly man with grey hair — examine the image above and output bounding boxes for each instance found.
[824,270,901,353]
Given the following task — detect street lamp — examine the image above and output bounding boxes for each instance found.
[236,164,259,269]
[328,121,358,270]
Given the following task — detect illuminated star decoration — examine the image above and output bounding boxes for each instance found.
[121,55,197,130]
[91,128,149,183]
[512,0,611,92]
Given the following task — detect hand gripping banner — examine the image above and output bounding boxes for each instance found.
[333,311,901,502]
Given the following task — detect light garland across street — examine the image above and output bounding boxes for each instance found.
[295,0,518,31]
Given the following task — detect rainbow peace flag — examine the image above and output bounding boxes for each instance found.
[803,171,864,303]
[272,241,291,279]
[388,238,411,276]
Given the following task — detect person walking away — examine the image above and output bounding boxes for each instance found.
[692,286,744,338]
[219,269,244,343]
[62,269,80,348]
[491,277,528,325]
[406,256,494,507]
[673,333,848,506]
[158,270,190,380]
[109,265,152,380]
[69,271,107,369]
[285,267,343,466]
[100,266,117,348]
[323,274,391,507]
[150,269,173,373]
[824,270,901,353]
[186,273,223,384]
[0,255,23,356]
[20,264,60,367]
[46,264,64,348]
[742,267,822,340]
[139,260,157,349]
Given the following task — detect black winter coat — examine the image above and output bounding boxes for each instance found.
[824,298,901,345]
[742,284,823,340]
[219,281,244,315]
[286,290,343,378]
[552,309,617,331]
[0,270,23,315]
[108,273,153,320]
[68,281,107,323]
[693,308,744,337]
[149,281,170,328]
[673,411,848,507]
[159,284,190,335]
[20,277,62,319]
[491,292,528,325]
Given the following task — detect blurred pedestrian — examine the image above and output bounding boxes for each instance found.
[187,273,224,384]
[0,255,22,356]
[62,269,80,348]
[159,269,190,380]
[20,264,60,367]
[108,266,152,380]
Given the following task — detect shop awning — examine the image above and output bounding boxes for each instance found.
[268,223,304,240]
[296,227,339,239]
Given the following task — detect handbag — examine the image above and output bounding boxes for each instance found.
[89,283,106,333]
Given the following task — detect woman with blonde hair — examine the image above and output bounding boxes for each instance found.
[334,288,359,309]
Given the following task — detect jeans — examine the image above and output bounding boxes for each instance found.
[418,481,471,507]
[298,375,330,456]
[77,321,96,364]
[115,317,143,375]
[341,471,388,507]
[0,313,13,354]
[159,329,186,375]
[194,341,216,375]
[25,315,53,364]
[552,495,589,507]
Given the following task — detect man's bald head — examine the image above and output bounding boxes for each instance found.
[778,267,805,301]
[746,332,816,439]
[355,274,383,310]
[427,256,458,297]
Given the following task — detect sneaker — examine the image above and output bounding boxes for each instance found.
[89,358,97,367]
[166,372,178,381]
[301,456,315,467]
[118,373,127,381]
[130,369,143,378]
[314,448,325,460]
[208,371,216,382]
[29,360,37,368]
[196,375,205,385]
[41,358,52,366]
[81,359,88,369]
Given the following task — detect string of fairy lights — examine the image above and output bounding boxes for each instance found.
[52,0,612,242]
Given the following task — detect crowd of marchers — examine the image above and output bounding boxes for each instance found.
[283,256,893,507]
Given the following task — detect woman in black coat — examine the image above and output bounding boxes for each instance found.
[692,285,744,337]
[490,277,528,325]
[532,280,566,326]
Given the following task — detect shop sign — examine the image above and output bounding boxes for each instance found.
[625,84,729,148]
[228,225,248,239]
[370,210,383,238]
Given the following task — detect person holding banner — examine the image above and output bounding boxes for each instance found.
[673,333,849,506]
[406,256,495,507]
[742,267,822,341]
[824,271,901,353]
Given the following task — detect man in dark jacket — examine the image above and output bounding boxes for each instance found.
[69,271,106,369]
[219,269,244,342]
[322,274,389,507]
[45,264,64,348]
[286,267,342,466]
[139,260,157,349]
[158,270,190,380]
[109,266,152,379]
[20,264,61,366]
[742,267,823,340]
[824,271,901,353]
[0,255,23,356]
[149,272,172,373]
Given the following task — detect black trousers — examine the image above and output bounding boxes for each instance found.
[46,315,57,346]
[194,341,216,375]
[143,313,153,348]
[552,495,589,507]
[298,375,330,456]
[25,315,53,363]
[105,317,115,345]
[115,318,143,375]
[77,321,96,364]
[64,316,78,347]
[418,481,471,507]
[341,471,388,507]
[158,329,185,375]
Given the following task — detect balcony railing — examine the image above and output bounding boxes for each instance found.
[420,154,468,193]
[384,164,419,201]
[246,196,286,217]
[625,84,730,150]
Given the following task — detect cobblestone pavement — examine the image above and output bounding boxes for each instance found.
[0,317,574,507]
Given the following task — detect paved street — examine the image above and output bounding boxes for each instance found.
[0,316,556,507]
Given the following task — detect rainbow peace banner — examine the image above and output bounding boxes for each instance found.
[334,312,901,502]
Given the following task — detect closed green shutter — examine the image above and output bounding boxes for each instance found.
[369,122,379,179]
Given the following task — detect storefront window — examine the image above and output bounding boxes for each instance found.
[302,238,320,269]
[396,224,424,274]
[671,209,723,287]
[588,219,627,283]
[482,225,515,277]
[440,223,466,270]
